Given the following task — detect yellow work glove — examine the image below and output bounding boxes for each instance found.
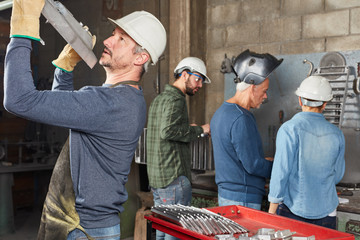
[52,27,96,72]
[10,0,45,41]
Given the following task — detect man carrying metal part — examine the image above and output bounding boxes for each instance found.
[4,0,166,239]
[268,76,345,229]
[211,49,283,210]
[146,57,211,240]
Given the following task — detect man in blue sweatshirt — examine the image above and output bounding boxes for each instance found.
[210,50,282,210]
[4,1,166,239]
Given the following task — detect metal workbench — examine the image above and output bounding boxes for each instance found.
[338,190,360,238]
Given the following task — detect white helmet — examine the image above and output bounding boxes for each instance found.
[295,76,333,106]
[174,57,211,83]
[108,11,166,65]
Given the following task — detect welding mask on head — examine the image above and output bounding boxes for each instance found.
[295,75,333,107]
[174,57,211,83]
[232,49,283,85]
[108,11,166,65]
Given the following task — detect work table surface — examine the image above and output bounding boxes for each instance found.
[338,189,360,214]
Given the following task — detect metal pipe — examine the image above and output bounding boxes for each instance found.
[303,59,314,77]
[198,139,202,169]
[339,66,351,129]
[0,0,12,11]
[203,137,208,170]
[354,77,360,95]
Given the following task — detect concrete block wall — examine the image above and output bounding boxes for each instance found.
[205,0,360,121]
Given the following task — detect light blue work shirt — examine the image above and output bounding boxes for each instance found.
[268,112,345,219]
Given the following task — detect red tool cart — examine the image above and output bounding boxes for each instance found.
[145,205,355,239]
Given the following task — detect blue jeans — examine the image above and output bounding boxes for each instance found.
[67,224,120,240]
[277,204,336,230]
[152,176,192,240]
[218,195,261,210]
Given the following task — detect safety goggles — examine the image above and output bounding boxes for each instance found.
[188,72,205,83]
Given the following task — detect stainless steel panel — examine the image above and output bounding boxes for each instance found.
[135,128,214,171]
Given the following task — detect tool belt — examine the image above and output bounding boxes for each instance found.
[37,138,92,240]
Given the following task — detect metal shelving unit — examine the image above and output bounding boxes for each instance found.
[315,65,352,128]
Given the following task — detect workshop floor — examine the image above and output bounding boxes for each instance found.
[0,207,134,240]
[0,207,40,240]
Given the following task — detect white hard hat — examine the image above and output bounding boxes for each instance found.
[174,57,211,83]
[295,76,333,104]
[108,11,166,65]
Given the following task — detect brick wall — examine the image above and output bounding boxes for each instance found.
[205,0,360,120]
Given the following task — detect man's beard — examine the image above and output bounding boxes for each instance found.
[100,61,111,68]
[185,79,195,96]
[99,47,113,69]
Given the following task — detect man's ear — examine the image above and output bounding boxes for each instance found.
[182,70,188,78]
[249,84,256,95]
[134,52,150,66]
[179,70,188,81]
[321,102,327,111]
[298,96,303,106]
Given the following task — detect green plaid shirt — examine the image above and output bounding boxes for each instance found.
[146,84,203,188]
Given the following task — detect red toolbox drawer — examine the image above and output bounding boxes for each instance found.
[145,205,355,239]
